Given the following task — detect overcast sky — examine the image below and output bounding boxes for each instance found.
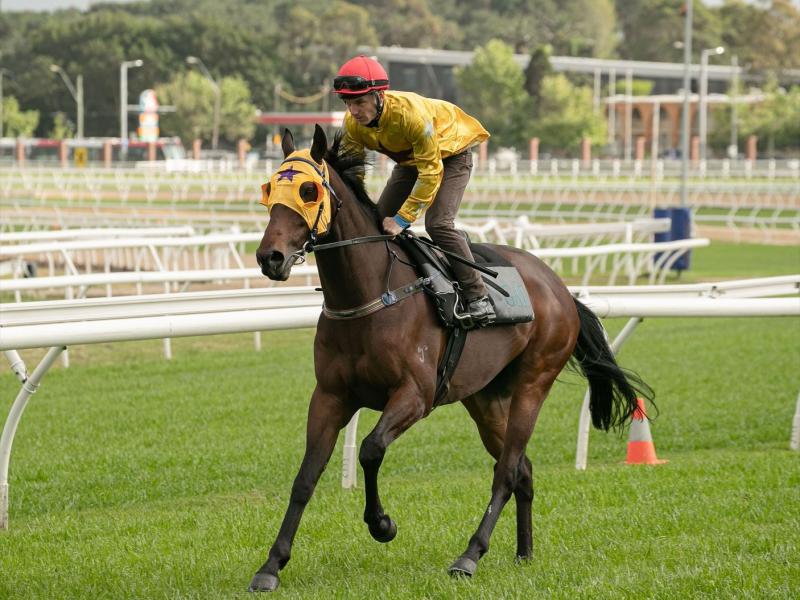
[2,0,134,10]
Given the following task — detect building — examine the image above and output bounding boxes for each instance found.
[362,46,787,158]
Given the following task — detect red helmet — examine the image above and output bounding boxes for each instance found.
[332,55,389,96]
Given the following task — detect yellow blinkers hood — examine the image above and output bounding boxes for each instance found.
[260,149,332,235]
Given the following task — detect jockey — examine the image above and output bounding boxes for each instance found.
[333,55,496,325]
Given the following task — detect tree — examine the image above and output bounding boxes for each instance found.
[455,39,533,149]
[1,96,39,137]
[528,74,607,153]
[615,0,723,63]
[553,0,617,57]
[439,0,616,56]
[348,0,461,49]
[718,0,800,72]
[524,45,553,115]
[219,76,257,142]
[157,71,256,145]
[738,82,800,155]
[2,5,279,137]
[50,112,75,140]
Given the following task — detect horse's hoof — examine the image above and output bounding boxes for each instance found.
[448,556,477,578]
[515,553,533,563]
[248,572,280,592]
[368,515,397,543]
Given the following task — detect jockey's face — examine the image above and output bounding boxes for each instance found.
[342,92,380,125]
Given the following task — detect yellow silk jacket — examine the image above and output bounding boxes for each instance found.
[342,91,489,224]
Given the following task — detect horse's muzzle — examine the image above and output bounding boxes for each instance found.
[256,249,293,281]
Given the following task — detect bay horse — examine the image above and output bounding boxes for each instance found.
[250,125,652,592]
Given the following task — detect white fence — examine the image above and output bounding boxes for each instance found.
[0,226,196,243]
[0,232,261,278]
[1,240,708,296]
[2,162,797,234]
[2,276,799,529]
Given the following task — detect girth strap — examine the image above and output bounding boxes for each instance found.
[322,277,428,320]
[434,326,469,406]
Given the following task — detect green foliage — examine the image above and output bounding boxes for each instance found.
[0,0,797,147]
[615,0,723,63]
[738,82,800,154]
[524,44,553,114]
[530,74,607,152]
[348,0,459,49]
[440,0,617,57]
[49,111,75,140]
[271,0,377,97]
[455,40,533,149]
[219,76,257,142]
[718,0,800,72]
[613,79,654,96]
[156,71,256,145]
[1,95,39,137]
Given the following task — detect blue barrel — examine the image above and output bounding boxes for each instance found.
[654,207,693,272]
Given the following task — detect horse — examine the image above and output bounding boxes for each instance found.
[250,125,652,592]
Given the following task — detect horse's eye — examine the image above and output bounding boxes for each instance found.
[299,182,318,203]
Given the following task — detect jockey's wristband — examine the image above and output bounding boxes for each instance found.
[393,214,411,229]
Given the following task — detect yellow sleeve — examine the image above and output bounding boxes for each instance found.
[395,116,443,224]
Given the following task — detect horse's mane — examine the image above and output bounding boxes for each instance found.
[325,132,379,223]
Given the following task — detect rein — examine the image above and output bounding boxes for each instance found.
[316,233,425,321]
[279,157,490,321]
[277,155,419,320]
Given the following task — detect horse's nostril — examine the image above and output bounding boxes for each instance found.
[257,249,284,271]
[261,250,284,270]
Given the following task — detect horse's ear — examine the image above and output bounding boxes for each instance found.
[310,124,327,164]
[281,129,295,158]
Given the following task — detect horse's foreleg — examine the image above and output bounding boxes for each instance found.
[249,389,352,592]
[360,384,426,543]
[450,373,554,578]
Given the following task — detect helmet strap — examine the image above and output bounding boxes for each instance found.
[366,91,384,128]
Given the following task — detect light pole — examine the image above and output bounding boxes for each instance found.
[0,68,8,139]
[50,64,84,139]
[679,0,693,207]
[699,46,725,160]
[120,59,143,146]
[729,54,739,159]
[186,56,220,150]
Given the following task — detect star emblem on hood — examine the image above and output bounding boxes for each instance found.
[277,167,302,182]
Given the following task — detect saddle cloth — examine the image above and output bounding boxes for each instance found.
[398,235,534,329]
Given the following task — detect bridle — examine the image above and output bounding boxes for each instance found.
[271,154,422,319]
[279,155,395,265]
[272,153,498,320]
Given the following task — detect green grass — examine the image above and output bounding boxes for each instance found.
[1,248,799,598]
[681,242,800,281]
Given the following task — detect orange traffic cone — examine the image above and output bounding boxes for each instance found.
[626,398,667,465]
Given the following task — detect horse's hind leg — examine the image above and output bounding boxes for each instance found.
[514,455,534,560]
[451,366,559,578]
[360,383,427,543]
[462,393,534,562]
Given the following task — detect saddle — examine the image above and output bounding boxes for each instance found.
[395,233,534,405]
[396,233,534,330]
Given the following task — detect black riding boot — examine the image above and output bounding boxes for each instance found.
[466,295,496,325]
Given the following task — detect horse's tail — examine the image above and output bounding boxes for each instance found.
[571,298,654,431]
